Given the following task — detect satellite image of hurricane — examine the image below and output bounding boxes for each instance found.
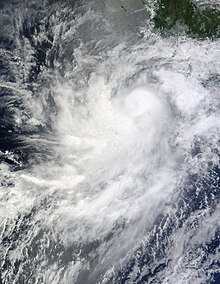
[0,0,220,283]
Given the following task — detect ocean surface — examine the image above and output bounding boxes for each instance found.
[0,0,220,283]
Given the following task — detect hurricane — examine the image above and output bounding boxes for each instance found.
[0,0,220,283]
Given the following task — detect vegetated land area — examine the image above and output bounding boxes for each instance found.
[153,0,220,38]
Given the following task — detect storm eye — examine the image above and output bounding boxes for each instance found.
[123,88,162,117]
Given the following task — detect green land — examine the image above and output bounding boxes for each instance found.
[153,0,220,38]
